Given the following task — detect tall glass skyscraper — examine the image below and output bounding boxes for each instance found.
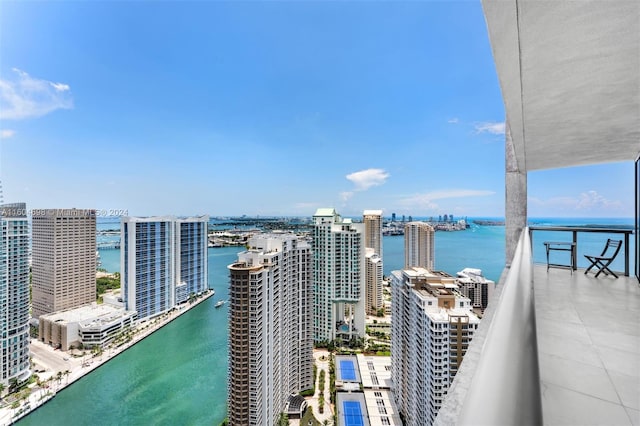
[0,203,31,385]
[121,216,208,321]
[175,218,208,304]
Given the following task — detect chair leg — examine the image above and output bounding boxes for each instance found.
[584,260,597,275]
[594,260,619,279]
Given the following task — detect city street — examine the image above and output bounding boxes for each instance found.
[30,339,80,374]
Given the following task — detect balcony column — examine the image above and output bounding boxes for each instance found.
[505,122,526,267]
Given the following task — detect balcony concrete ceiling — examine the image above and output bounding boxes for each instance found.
[482,0,640,171]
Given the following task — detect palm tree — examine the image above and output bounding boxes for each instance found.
[278,412,288,426]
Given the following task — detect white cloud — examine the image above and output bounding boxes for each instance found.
[399,189,496,209]
[576,190,621,210]
[448,118,459,124]
[340,191,354,202]
[529,190,623,213]
[50,82,70,92]
[474,121,505,135]
[1,129,15,139]
[345,168,390,191]
[0,68,73,119]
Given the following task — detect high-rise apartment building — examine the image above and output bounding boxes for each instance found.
[174,218,209,304]
[228,234,313,426]
[456,268,495,313]
[365,248,383,315]
[32,208,97,318]
[313,208,365,342]
[121,216,208,321]
[363,210,384,315]
[0,203,31,385]
[404,221,435,270]
[363,210,383,257]
[391,267,479,426]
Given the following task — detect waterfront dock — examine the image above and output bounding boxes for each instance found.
[1,289,215,425]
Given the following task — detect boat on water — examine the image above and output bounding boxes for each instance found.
[214,300,226,308]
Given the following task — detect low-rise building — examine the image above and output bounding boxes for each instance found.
[39,304,136,350]
[334,354,402,425]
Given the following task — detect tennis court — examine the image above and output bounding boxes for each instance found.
[343,400,364,426]
[340,359,357,381]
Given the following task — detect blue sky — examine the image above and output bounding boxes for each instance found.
[0,1,634,218]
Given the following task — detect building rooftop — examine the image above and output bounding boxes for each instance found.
[363,389,402,426]
[314,208,337,217]
[40,303,128,325]
[356,354,392,389]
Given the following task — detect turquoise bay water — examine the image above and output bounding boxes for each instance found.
[19,246,243,426]
[384,224,506,282]
[19,218,635,425]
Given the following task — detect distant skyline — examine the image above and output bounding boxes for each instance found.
[0,1,634,218]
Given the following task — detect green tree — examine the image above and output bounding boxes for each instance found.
[278,412,289,426]
[96,275,121,298]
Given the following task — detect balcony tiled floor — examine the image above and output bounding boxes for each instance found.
[534,265,640,425]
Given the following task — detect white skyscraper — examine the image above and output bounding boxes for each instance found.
[391,267,479,426]
[365,248,383,315]
[121,215,208,321]
[228,234,313,426]
[363,210,384,315]
[404,221,435,270]
[0,203,31,386]
[456,268,496,313]
[313,208,365,342]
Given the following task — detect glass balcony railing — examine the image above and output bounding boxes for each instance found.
[529,225,635,276]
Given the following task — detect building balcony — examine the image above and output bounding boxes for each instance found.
[432,1,640,424]
[533,264,638,424]
[435,229,639,425]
